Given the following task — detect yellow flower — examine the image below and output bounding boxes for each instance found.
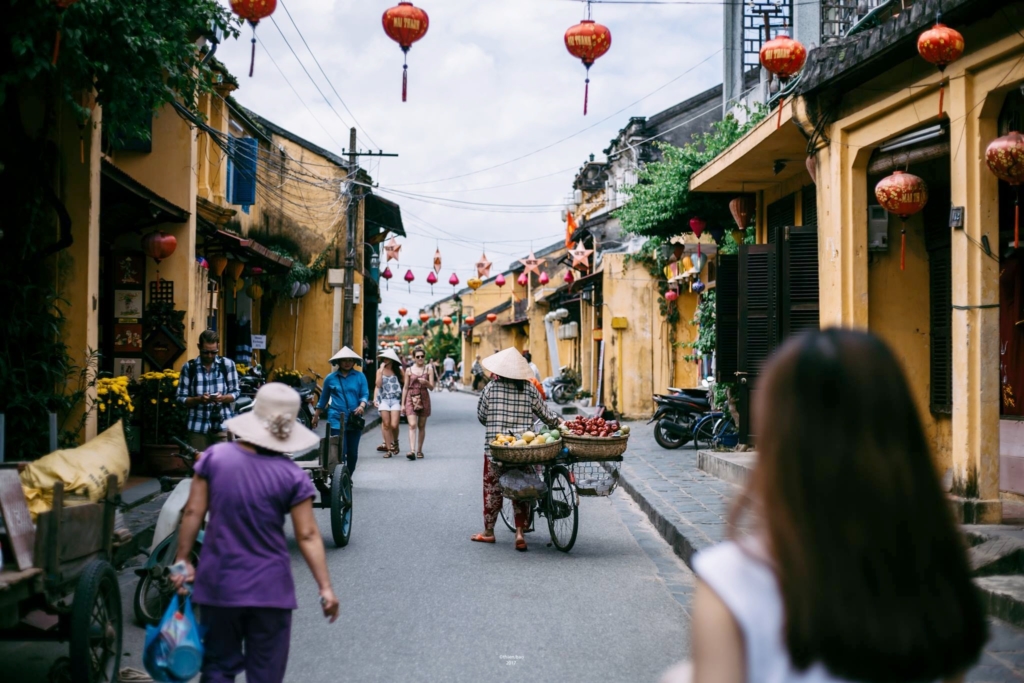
[99,404,106,412]
[163,398,169,403]
[150,399,157,404]
[173,380,179,387]
[118,400,124,406]
[97,388,108,396]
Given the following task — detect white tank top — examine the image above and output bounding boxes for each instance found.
[693,541,861,683]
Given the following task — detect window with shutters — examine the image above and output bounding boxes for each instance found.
[767,193,795,245]
[802,185,818,227]
[781,226,820,338]
[738,245,778,443]
[227,137,258,208]
[926,204,952,414]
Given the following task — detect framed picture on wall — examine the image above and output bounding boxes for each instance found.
[114,357,141,381]
[114,253,145,286]
[114,290,144,319]
[113,323,144,353]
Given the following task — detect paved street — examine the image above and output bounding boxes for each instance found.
[2,391,692,682]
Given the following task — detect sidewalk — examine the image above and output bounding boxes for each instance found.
[618,422,1024,682]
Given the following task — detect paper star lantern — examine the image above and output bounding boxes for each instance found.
[519,251,545,275]
[476,252,493,278]
[385,237,402,263]
[433,248,442,275]
[569,245,593,270]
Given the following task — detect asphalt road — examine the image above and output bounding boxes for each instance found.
[3,391,693,682]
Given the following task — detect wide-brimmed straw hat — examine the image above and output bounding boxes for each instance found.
[379,348,402,365]
[223,382,320,454]
[329,346,362,364]
[481,347,534,381]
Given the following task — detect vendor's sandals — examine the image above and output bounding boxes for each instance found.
[471,533,496,543]
[416,451,424,459]
[406,452,416,460]
[515,538,528,552]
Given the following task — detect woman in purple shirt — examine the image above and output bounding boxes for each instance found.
[173,382,339,683]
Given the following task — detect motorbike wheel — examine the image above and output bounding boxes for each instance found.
[552,383,574,405]
[133,548,199,626]
[654,414,691,449]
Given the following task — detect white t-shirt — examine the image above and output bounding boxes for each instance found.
[443,357,455,372]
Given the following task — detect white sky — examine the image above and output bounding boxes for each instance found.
[214,0,723,315]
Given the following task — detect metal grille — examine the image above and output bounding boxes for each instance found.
[744,1,794,70]
[822,0,911,44]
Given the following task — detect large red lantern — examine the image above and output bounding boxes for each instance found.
[875,170,929,271]
[231,0,278,77]
[759,32,807,129]
[382,2,430,102]
[564,18,612,115]
[986,131,1024,248]
[487,313,498,324]
[141,231,177,264]
[918,20,964,118]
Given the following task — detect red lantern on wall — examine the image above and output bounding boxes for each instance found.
[874,170,929,271]
[918,19,964,118]
[141,231,177,264]
[231,0,278,77]
[564,17,612,115]
[382,2,430,102]
[986,131,1024,248]
[487,313,498,324]
[465,316,476,326]
[759,32,807,129]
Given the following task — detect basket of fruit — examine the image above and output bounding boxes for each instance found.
[560,416,630,461]
[489,430,563,464]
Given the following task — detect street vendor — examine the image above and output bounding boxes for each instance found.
[176,329,240,452]
[312,347,369,476]
[473,348,561,552]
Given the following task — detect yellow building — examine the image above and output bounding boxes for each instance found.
[691,0,1024,522]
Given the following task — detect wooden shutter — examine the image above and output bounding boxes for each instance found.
[767,193,795,245]
[716,254,739,383]
[738,244,777,444]
[781,226,820,339]
[229,137,258,207]
[925,187,952,413]
[802,185,818,227]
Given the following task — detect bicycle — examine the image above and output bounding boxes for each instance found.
[691,411,739,450]
[438,373,458,392]
[497,455,579,552]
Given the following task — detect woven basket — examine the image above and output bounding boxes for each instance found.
[489,439,562,464]
[572,461,621,497]
[562,433,629,461]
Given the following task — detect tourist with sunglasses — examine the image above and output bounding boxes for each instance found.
[177,329,240,452]
[401,346,435,460]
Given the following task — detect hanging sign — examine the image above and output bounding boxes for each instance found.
[251,335,267,350]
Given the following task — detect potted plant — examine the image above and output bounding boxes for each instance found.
[95,375,137,450]
[575,389,594,407]
[133,369,188,475]
[272,368,303,388]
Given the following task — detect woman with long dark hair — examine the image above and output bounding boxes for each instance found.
[402,346,435,459]
[686,329,986,683]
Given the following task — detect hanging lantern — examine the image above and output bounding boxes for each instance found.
[208,254,228,277]
[231,0,278,77]
[433,247,442,275]
[449,273,460,291]
[398,307,408,317]
[196,256,209,270]
[665,289,679,303]
[918,19,964,118]
[51,0,80,65]
[404,269,415,292]
[426,270,438,292]
[693,280,706,294]
[382,2,430,102]
[141,231,178,264]
[465,316,476,326]
[564,270,575,284]
[226,260,244,281]
[517,272,529,287]
[250,266,263,276]
[565,18,612,116]
[729,196,755,231]
[233,278,245,295]
[681,255,694,272]
[407,318,413,327]
[689,217,706,258]
[759,32,807,129]
[467,277,483,291]
[806,153,818,185]
[443,316,453,326]
[692,253,708,273]
[986,131,1024,248]
[382,266,393,290]
[476,252,493,278]
[875,170,929,271]
[246,282,264,300]
[487,313,498,324]
[539,272,550,285]
[495,273,506,288]
[385,316,392,324]
[420,312,430,323]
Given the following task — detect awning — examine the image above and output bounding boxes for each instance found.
[100,159,189,233]
[205,229,293,272]
[365,194,405,239]
[689,112,809,193]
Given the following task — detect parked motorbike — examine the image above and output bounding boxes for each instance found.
[648,388,711,449]
[133,436,203,626]
[545,367,580,405]
[238,363,265,398]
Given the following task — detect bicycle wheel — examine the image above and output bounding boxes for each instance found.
[500,496,535,533]
[546,465,578,552]
[692,414,719,450]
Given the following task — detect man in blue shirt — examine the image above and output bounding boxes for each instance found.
[177,329,240,451]
[311,347,369,475]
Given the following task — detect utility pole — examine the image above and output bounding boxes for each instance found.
[341,127,398,350]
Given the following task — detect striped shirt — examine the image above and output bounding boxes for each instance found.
[477,378,561,456]
[176,356,240,434]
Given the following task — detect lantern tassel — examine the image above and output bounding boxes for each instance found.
[901,227,906,272]
[52,30,62,66]
[584,77,590,116]
[402,64,408,103]
[249,35,256,77]
[938,81,945,118]
[777,96,784,130]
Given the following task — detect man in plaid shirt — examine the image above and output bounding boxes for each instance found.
[176,329,240,451]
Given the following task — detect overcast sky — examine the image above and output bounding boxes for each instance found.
[214,0,723,316]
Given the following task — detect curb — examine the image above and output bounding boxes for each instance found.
[615,466,707,570]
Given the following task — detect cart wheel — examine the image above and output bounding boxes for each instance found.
[70,559,122,683]
[330,464,353,547]
[546,465,579,553]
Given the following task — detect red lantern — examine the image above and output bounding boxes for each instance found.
[689,217,707,258]
[875,170,929,271]
[382,2,430,102]
[419,312,430,323]
[517,272,529,287]
[487,313,498,324]
[231,0,278,77]
[443,316,453,326]
[465,316,476,326]
[426,270,438,292]
[564,270,575,284]
[918,21,964,118]
[51,0,79,65]
[665,289,679,303]
[398,307,408,317]
[404,269,415,292]
[495,273,506,288]
[729,196,755,231]
[382,266,393,290]
[539,272,550,285]
[986,131,1024,248]
[141,231,177,264]
[759,32,807,129]
[564,18,612,115]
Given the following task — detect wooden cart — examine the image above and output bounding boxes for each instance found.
[0,470,122,683]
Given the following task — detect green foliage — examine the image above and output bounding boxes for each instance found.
[683,290,717,362]
[424,329,460,363]
[615,109,766,239]
[144,301,186,341]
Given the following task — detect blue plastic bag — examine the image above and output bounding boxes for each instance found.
[144,594,205,682]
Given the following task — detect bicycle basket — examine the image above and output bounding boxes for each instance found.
[571,460,621,497]
[561,433,628,461]
[499,469,547,501]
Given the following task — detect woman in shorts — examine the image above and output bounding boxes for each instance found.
[374,348,405,457]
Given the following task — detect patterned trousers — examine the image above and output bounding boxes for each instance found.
[483,456,531,530]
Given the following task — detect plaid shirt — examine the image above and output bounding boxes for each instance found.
[477,378,560,456]
[176,356,240,434]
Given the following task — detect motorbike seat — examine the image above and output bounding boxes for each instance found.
[658,394,710,409]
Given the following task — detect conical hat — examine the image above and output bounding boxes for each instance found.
[329,346,362,363]
[379,348,402,365]
[481,348,534,381]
